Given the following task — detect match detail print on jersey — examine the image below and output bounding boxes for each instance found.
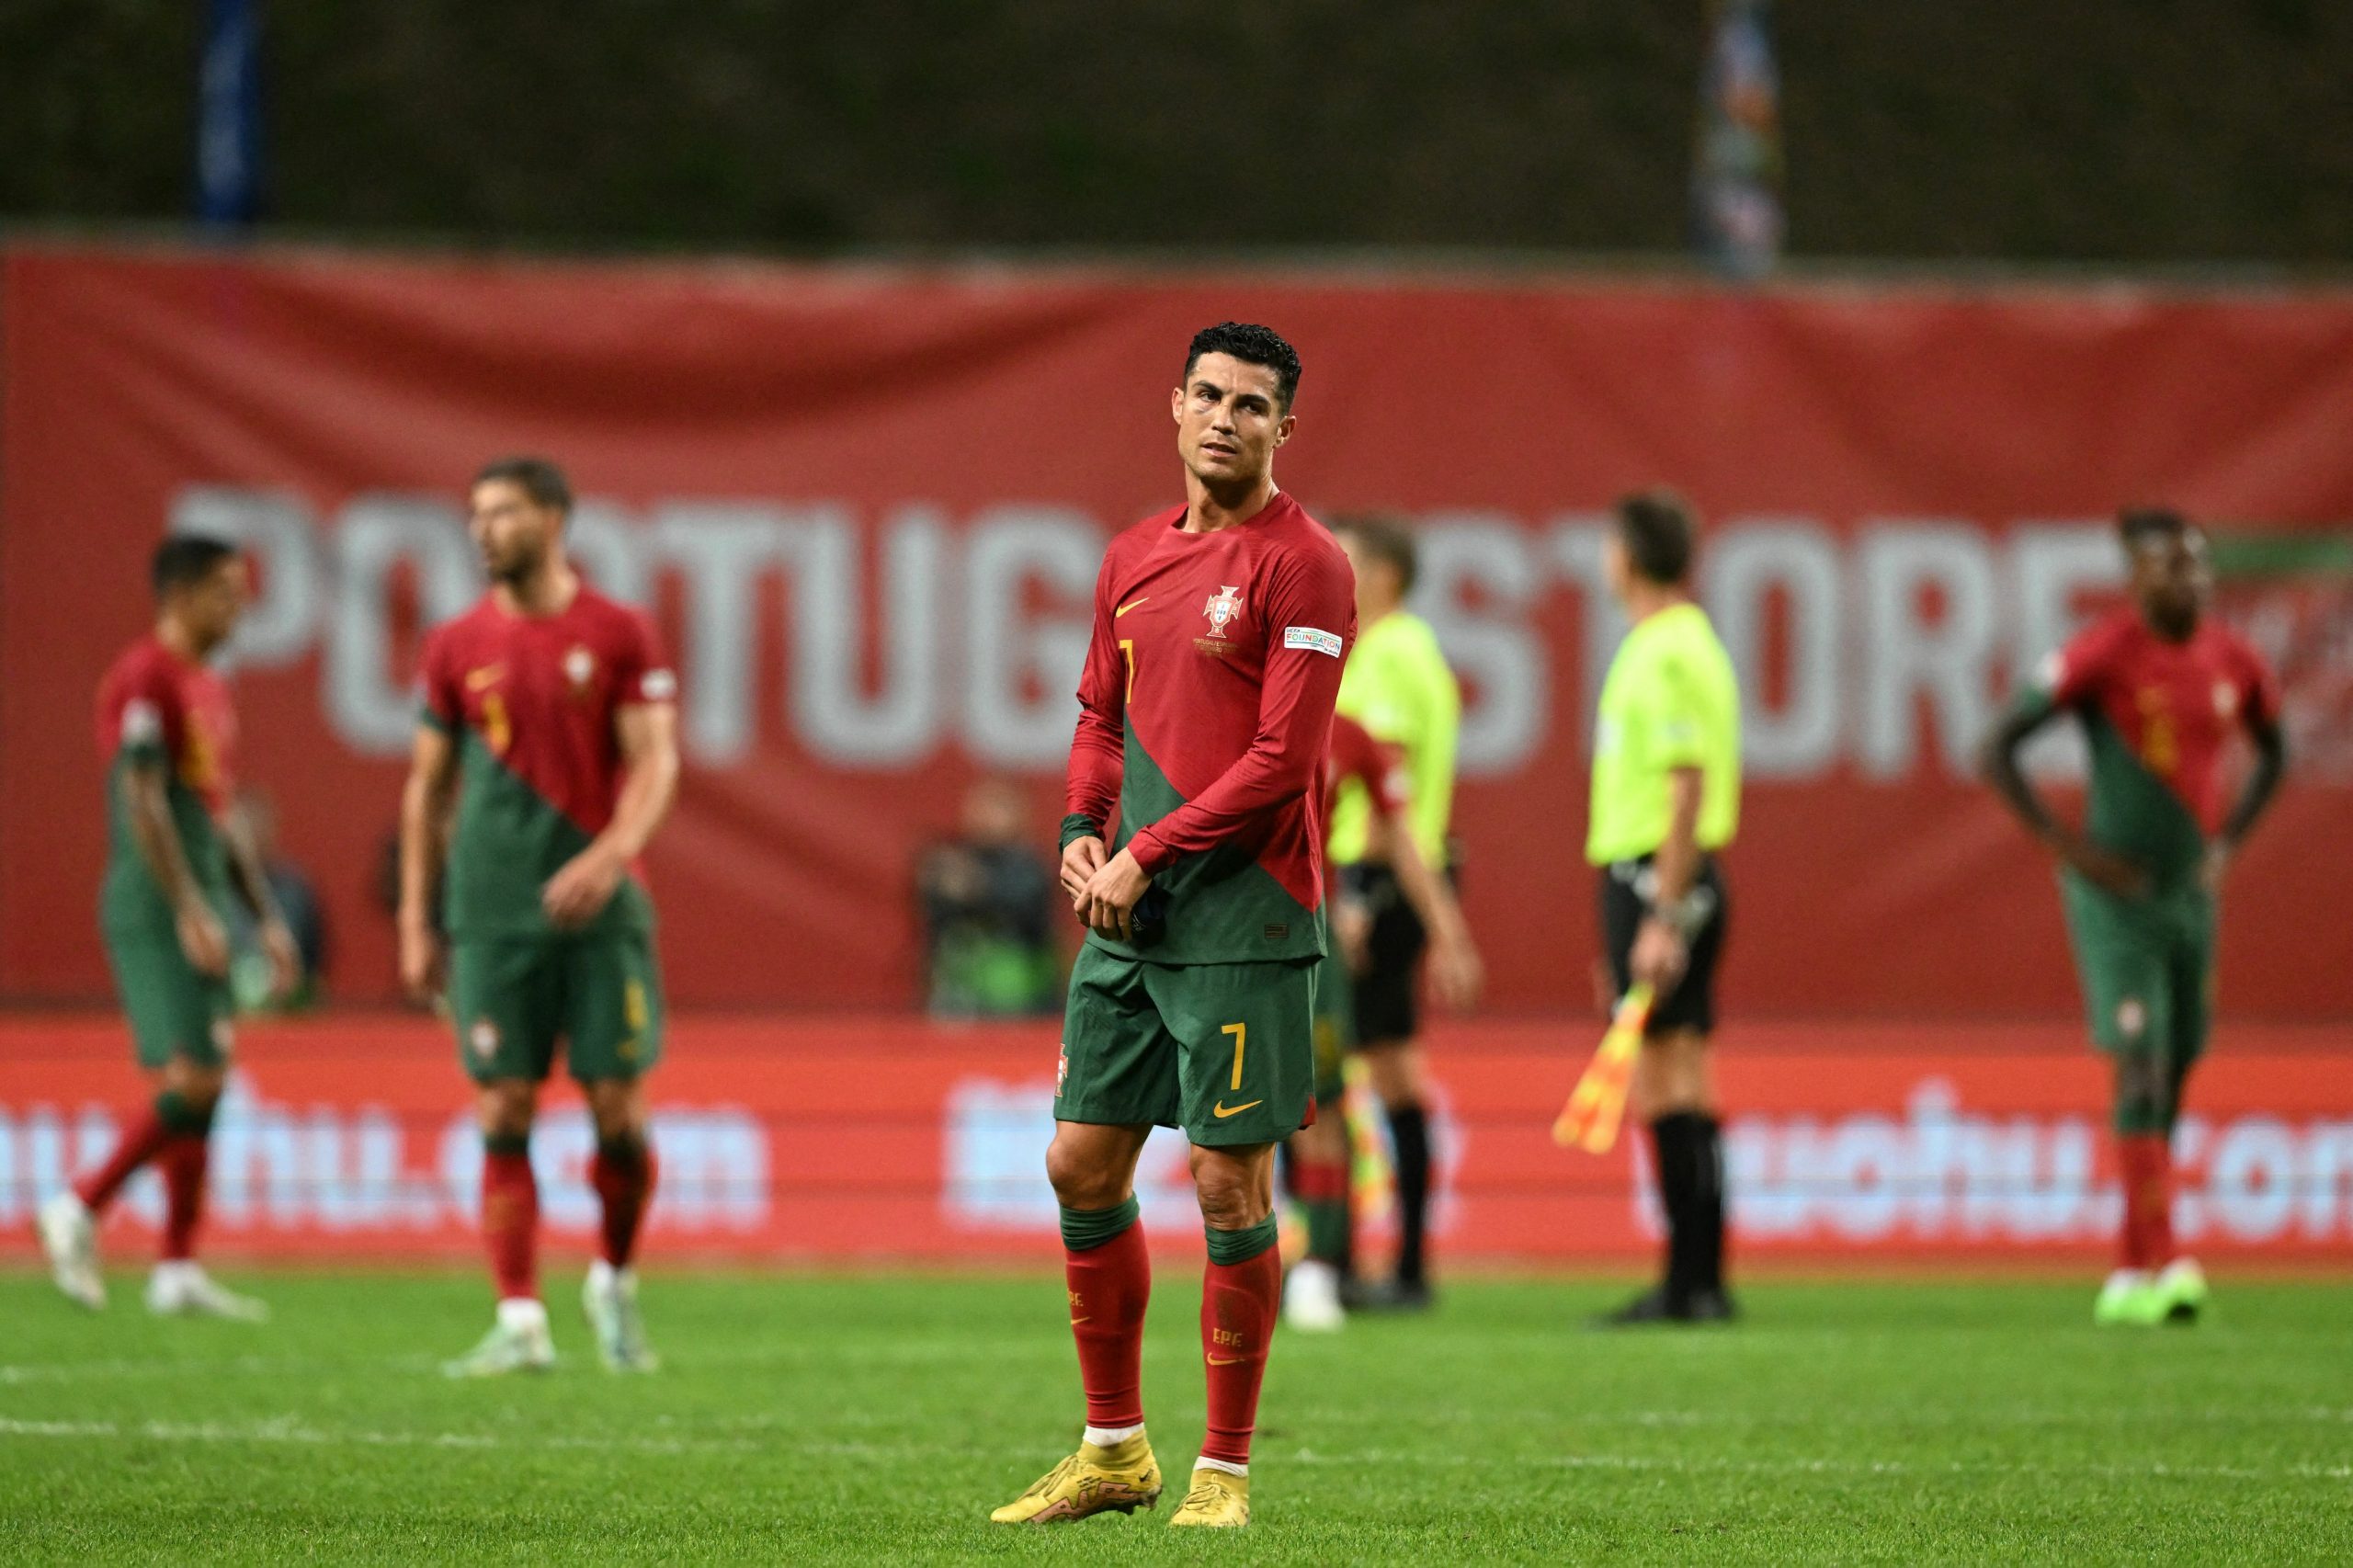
[1064,495,1358,966]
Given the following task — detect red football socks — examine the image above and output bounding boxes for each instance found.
[74,1102,178,1214]
[590,1139,659,1268]
[2117,1132,2176,1269]
[1198,1238,1282,1467]
[481,1146,540,1301]
[158,1135,209,1262]
[1064,1218,1151,1429]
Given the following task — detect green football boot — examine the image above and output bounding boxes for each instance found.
[2155,1257,2210,1324]
[2093,1270,2167,1327]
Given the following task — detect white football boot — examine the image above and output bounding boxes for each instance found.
[39,1193,107,1311]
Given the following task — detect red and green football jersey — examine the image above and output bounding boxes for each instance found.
[2024,609,2280,890]
[1064,493,1357,965]
[96,634,239,937]
[417,586,676,940]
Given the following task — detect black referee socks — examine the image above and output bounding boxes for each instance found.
[1649,1111,1726,1301]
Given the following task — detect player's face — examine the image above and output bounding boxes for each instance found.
[2131,528,2211,635]
[1172,354,1293,489]
[176,557,252,653]
[469,480,561,585]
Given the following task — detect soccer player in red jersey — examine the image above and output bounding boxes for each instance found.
[1982,508,2285,1327]
[397,458,682,1375]
[1281,711,1481,1333]
[42,536,298,1319]
[990,324,1356,1529]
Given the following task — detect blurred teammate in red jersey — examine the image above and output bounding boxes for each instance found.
[991,324,1354,1530]
[42,536,299,1319]
[1281,711,1481,1332]
[1982,507,2285,1327]
[398,458,682,1375]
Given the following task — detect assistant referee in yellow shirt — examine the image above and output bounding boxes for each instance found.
[1326,517,1480,1310]
[1587,491,1742,1325]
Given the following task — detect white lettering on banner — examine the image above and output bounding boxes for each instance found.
[1414,518,1550,772]
[1856,524,2000,778]
[174,486,2157,780]
[781,506,947,767]
[940,1080,1199,1231]
[961,507,1096,767]
[1623,1079,2353,1245]
[653,503,789,763]
[327,498,483,752]
[1704,520,1844,778]
[0,1077,768,1235]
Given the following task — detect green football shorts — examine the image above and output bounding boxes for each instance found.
[1057,943,1318,1147]
[449,931,665,1085]
[2059,873,2214,1065]
[106,934,235,1070]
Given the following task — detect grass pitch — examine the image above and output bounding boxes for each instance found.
[1,1269,2347,1563]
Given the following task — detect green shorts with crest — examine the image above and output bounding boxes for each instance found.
[449,931,665,1085]
[2060,873,2214,1065]
[1056,944,1317,1147]
[107,935,235,1071]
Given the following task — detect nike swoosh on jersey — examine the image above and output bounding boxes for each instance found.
[1115,597,1151,618]
[1211,1099,1263,1119]
[466,665,506,690]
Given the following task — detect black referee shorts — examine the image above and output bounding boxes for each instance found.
[1346,863,1427,1047]
[1598,855,1729,1038]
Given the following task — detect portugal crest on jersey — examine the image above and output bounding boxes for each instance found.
[1203,585,1244,639]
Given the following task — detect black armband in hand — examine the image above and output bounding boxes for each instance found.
[1059,813,1106,853]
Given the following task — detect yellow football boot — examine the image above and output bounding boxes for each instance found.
[990,1434,1163,1524]
[1166,1466,1250,1528]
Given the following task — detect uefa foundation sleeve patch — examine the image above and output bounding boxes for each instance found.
[1283,626,1345,657]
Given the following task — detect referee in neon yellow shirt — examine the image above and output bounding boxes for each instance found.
[1327,517,1482,1311]
[1588,491,1741,1325]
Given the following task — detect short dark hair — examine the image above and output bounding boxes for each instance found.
[151,534,239,598]
[2119,506,2191,551]
[1614,488,1698,585]
[472,455,574,515]
[1331,514,1419,596]
[1183,322,1302,411]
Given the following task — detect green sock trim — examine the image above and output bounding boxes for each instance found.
[1059,1196,1141,1251]
[1205,1214,1279,1265]
[154,1090,210,1136]
[483,1132,531,1159]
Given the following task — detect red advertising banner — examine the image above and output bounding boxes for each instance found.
[3,244,2351,1015]
[0,1016,2344,1265]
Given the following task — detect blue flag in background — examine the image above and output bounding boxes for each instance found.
[197,0,263,225]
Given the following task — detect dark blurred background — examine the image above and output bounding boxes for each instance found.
[6,1,2347,262]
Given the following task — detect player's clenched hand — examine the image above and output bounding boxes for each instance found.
[543,844,625,930]
[1630,916,1687,994]
[398,909,444,1004]
[1078,847,1152,942]
[2061,838,2150,900]
[175,899,232,980]
[1061,835,1108,907]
